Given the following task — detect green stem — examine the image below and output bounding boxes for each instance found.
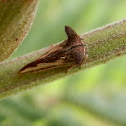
[0,19,126,99]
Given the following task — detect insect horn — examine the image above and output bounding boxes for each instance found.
[65,26,78,38]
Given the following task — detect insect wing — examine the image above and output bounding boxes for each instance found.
[36,44,62,60]
[19,59,70,74]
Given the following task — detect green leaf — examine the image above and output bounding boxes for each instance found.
[0,0,39,62]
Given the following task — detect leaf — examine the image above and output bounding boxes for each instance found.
[0,0,39,62]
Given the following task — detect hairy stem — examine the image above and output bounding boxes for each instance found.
[0,19,126,99]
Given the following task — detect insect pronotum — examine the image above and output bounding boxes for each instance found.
[19,26,88,74]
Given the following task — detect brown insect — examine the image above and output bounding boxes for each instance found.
[19,26,88,74]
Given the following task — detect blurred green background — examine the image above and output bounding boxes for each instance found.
[1,0,126,125]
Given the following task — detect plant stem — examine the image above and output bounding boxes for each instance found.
[0,19,126,99]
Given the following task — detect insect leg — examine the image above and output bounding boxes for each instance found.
[66,64,76,73]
